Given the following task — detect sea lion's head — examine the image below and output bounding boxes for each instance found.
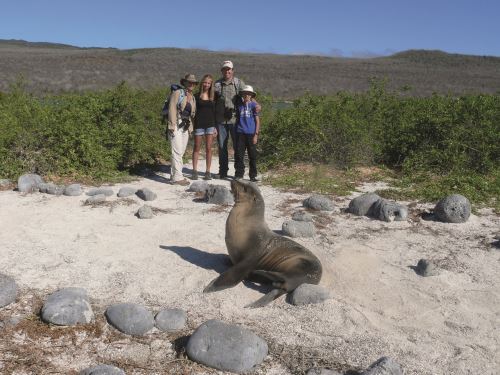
[230,179,265,210]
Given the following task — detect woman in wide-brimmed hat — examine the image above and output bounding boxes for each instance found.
[167,74,198,186]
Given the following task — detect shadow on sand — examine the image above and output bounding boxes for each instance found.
[160,245,273,294]
[160,245,230,274]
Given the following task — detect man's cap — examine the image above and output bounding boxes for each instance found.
[221,60,234,69]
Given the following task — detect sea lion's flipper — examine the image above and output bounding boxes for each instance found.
[245,289,286,308]
[203,260,254,293]
[250,270,286,283]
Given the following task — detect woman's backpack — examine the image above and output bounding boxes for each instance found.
[161,84,185,124]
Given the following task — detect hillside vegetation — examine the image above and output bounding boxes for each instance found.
[1,40,500,98]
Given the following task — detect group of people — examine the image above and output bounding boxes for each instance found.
[166,60,261,186]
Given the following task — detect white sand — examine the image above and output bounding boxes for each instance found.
[0,159,499,374]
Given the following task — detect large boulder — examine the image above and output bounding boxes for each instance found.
[17,173,44,193]
[155,308,187,332]
[347,193,381,216]
[282,220,315,238]
[0,273,18,308]
[303,195,334,211]
[415,259,440,277]
[188,180,209,193]
[39,183,65,195]
[137,205,153,219]
[371,199,408,222]
[186,319,268,373]
[360,356,403,375]
[86,187,114,197]
[291,211,314,222]
[136,188,157,201]
[105,303,154,336]
[80,364,125,375]
[41,288,94,326]
[117,186,137,197]
[64,184,83,196]
[205,185,234,205]
[289,284,330,306]
[434,194,471,223]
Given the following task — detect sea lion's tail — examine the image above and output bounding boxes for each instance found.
[245,289,286,308]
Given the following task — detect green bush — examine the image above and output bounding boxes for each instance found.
[259,83,500,177]
[0,82,169,181]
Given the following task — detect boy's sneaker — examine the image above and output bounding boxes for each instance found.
[203,173,213,180]
[191,171,199,180]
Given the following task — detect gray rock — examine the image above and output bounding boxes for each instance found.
[0,179,12,188]
[86,187,114,197]
[155,308,187,332]
[371,199,408,222]
[303,195,334,211]
[137,205,153,219]
[289,284,331,306]
[18,173,44,193]
[205,185,234,205]
[361,356,403,375]
[292,211,314,222]
[43,183,65,195]
[41,287,94,326]
[347,193,381,216]
[117,186,137,197]
[85,194,106,204]
[80,364,125,375]
[105,303,154,336]
[434,194,471,223]
[136,187,157,201]
[0,273,17,308]
[188,180,209,192]
[186,319,268,373]
[64,184,83,196]
[282,220,315,238]
[415,259,440,277]
[307,368,342,375]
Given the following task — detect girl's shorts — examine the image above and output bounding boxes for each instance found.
[194,127,216,136]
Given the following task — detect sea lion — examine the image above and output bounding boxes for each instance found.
[203,179,322,308]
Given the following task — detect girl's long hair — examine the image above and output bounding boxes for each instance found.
[199,74,215,101]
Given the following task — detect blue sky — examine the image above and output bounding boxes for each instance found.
[1,0,499,57]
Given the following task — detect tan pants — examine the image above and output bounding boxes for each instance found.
[169,125,189,182]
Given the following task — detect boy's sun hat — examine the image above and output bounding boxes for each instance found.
[239,85,256,98]
[221,60,234,69]
[180,74,199,85]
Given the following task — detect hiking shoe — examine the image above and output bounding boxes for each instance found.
[191,171,199,180]
[172,179,190,186]
[203,173,213,180]
[250,177,259,182]
[215,174,227,180]
[233,176,243,181]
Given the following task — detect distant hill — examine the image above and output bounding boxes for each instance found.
[1,39,499,98]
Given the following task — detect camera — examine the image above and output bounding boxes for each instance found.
[180,118,191,131]
[224,108,234,121]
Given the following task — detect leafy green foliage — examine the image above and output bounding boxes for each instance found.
[0,82,169,181]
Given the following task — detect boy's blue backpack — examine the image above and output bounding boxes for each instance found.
[161,84,185,125]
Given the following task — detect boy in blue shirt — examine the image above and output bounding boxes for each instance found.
[234,85,260,182]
